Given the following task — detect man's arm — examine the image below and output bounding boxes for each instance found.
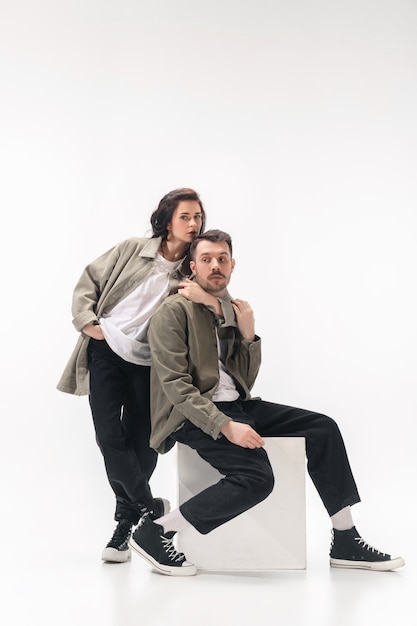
[149,298,264,447]
[148,300,232,440]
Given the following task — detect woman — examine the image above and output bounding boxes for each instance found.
[57,188,208,562]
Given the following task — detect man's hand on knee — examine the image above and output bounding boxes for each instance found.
[220,421,264,449]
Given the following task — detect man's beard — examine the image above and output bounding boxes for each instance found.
[198,272,228,294]
[205,282,227,294]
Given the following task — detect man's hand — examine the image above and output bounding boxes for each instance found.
[220,421,264,449]
[178,279,222,315]
[82,323,105,340]
[231,299,255,341]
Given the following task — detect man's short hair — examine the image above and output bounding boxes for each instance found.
[190,229,233,260]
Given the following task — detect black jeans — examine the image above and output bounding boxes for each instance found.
[171,399,361,535]
[87,339,157,524]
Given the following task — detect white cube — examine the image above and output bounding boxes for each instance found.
[177,437,306,571]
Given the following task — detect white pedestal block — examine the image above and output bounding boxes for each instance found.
[177,437,306,571]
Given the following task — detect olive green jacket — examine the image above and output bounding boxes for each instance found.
[57,236,189,396]
[148,292,262,453]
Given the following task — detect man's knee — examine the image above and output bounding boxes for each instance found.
[250,464,275,505]
[260,470,275,501]
[313,412,341,434]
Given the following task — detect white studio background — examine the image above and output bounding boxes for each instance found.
[0,0,416,578]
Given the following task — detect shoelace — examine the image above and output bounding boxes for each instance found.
[109,521,131,545]
[354,536,387,556]
[161,536,186,563]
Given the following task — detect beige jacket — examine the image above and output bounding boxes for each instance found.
[57,236,189,396]
[148,292,262,453]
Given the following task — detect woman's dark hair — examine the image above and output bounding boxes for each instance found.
[150,188,206,240]
[190,229,233,260]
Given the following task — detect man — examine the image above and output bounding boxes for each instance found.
[129,229,405,576]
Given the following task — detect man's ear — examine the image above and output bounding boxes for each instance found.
[189,260,196,275]
[231,259,236,272]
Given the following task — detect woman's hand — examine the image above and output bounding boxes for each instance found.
[82,323,105,340]
[231,299,255,341]
[178,279,222,315]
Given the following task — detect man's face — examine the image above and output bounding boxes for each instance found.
[190,240,235,295]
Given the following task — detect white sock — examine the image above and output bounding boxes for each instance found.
[331,506,354,531]
[154,508,191,534]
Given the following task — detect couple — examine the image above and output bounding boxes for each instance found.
[128,228,405,576]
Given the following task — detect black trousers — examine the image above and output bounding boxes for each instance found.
[87,339,157,524]
[171,399,361,535]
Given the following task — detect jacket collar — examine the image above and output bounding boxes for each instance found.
[217,291,238,327]
[139,236,163,258]
[139,236,190,276]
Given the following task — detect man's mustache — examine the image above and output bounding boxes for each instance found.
[208,271,226,279]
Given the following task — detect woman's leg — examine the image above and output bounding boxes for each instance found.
[88,339,155,523]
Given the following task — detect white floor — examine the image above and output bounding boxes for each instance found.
[6,512,414,626]
[7,547,413,626]
[4,439,415,626]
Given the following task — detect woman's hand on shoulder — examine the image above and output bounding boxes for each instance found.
[178,279,222,315]
[177,278,206,303]
[231,299,255,341]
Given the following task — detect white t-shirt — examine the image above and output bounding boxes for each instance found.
[212,331,240,401]
[99,254,182,365]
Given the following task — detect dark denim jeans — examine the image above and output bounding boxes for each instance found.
[171,399,361,535]
[87,339,157,524]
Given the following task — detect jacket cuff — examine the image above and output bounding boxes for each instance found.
[72,312,99,332]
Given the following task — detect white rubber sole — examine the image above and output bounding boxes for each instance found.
[129,537,197,576]
[101,546,131,563]
[158,498,171,516]
[330,556,405,571]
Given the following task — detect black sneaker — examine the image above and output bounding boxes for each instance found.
[330,527,405,571]
[129,514,197,576]
[137,496,171,520]
[102,497,170,562]
[148,497,171,520]
[102,519,132,563]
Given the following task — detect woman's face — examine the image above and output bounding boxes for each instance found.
[167,200,203,244]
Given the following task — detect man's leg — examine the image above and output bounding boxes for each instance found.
[242,399,404,571]
[171,419,275,534]
[129,416,275,575]
[239,399,360,516]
